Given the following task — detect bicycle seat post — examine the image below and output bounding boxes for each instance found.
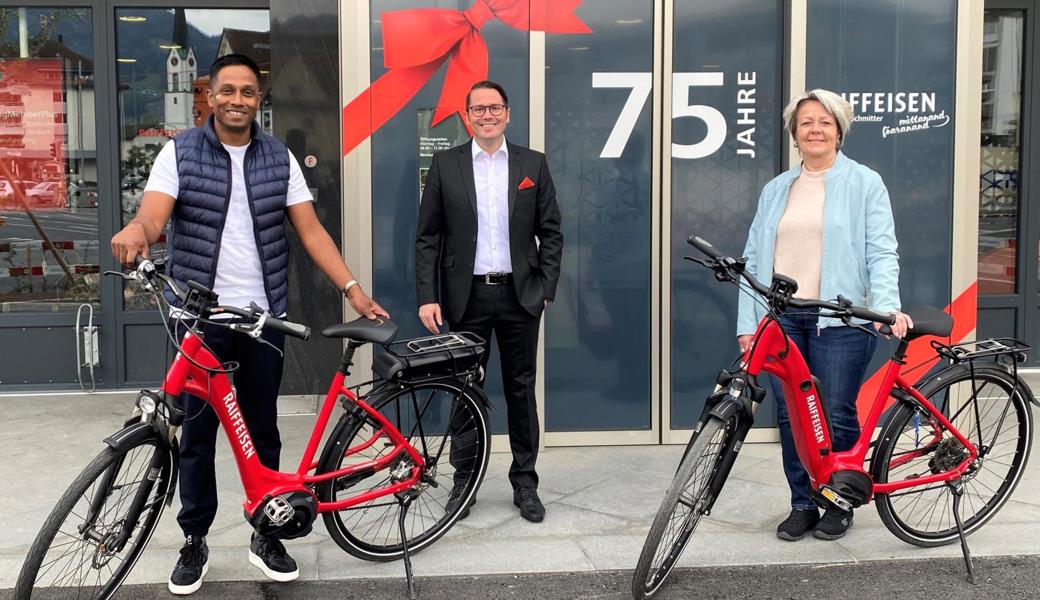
[338,341,364,376]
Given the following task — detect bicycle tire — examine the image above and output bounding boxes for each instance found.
[14,438,173,600]
[872,364,1033,547]
[317,378,490,562]
[632,414,737,600]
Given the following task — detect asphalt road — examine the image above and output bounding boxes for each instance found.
[7,556,1038,600]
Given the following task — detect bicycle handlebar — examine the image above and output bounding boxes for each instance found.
[687,235,897,327]
[125,257,311,340]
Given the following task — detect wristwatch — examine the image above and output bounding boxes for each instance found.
[342,279,360,296]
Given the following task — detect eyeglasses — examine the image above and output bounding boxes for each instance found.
[467,104,507,117]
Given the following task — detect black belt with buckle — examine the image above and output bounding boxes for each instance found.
[475,272,511,285]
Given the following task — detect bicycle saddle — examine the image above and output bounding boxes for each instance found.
[321,316,399,344]
[904,307,953,340]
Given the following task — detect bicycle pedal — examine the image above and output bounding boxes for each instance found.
[819,485,854,512]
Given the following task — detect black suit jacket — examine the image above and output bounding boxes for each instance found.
[415,140,563,323]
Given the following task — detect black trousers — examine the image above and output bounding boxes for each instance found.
[450,278,541,490]
[173,320,286,537]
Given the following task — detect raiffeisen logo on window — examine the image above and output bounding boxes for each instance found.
[841,91,950,139]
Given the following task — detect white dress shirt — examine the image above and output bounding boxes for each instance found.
[471,138,512,275]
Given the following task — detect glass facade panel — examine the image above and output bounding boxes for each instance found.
[0,8,96,312]
[115,8,271,308]
[806,0,956,373]
[369,1,530,435]
[669,0,783,429]
[545,2,653,431]
[978,11,1022,296]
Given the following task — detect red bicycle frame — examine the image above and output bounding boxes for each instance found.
[743,317,978,500]
[161,330,425,516]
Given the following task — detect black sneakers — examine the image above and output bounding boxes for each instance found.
[168,535,208,595]
[776,509,820,541]
[445,484,477,520]
[249,533,300,582]
[513,487,545,523]
[814,508,854,540]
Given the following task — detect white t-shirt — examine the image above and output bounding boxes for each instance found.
[145,139,312,314]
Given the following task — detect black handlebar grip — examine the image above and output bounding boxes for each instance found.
[849,305,897,326]
[267,317,311,341]
[687,235,724,260]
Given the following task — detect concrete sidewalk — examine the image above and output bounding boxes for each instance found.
[2,390,1040,590]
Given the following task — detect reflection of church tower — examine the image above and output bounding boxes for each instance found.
[164,9,196,132]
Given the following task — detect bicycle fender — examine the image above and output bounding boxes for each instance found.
[708,398,741,422]
[103,422,160,452]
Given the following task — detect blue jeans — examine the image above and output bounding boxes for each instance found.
[767,310,877,510]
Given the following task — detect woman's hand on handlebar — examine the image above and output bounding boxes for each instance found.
[876,311,913,338]
[346,286,390,320]
[737,335,753,353]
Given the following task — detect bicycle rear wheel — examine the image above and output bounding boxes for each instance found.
[872,364,1033,547]
[318,379,490,562]
[14,438,173,600]
[632,414,737,600]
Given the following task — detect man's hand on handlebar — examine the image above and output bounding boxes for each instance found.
[737,335,753,354]
[110,222,150,266]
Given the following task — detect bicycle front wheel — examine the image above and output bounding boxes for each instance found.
[318,378,490,562]
[632,414,737,600]
[14,438,173,600]
[873,364,1033,547]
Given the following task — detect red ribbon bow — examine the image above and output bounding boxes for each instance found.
[342,0,591,156]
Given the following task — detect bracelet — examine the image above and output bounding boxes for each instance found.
[342,279,360,296]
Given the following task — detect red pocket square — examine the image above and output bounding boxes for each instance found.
[518,176,535,190]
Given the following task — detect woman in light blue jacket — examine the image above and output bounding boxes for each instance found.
[736,89,913,543]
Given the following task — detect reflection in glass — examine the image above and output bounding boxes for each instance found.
[0,8,97,312]
[114,7,270,308]
[978,11,1022,295]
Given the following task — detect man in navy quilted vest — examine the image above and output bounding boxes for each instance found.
[110,54,388,595]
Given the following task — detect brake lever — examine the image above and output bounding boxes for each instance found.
[844,318,879,338]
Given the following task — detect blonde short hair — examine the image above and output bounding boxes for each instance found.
[783,89,854,148]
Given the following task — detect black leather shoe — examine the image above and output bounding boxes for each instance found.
[445,484,476,520]
[814,508,853,540]
[168,535,208,595]
[249,533,299,582]
[513,487,545,523]
[776,509,819,541]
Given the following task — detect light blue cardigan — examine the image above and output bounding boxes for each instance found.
[736,151,901,336]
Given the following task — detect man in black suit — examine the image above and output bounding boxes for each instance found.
[415,80,563,523]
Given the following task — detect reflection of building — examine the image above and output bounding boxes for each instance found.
[164,46,197,131]
[216,27,273,133]
[163,8,196,132]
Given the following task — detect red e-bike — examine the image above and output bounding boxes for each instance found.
[16,258,492,600]
[633,236,1035,599]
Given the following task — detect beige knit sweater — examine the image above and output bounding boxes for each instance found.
[773,166,828,299]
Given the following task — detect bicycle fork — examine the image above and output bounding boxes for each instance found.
[699,375,762,515]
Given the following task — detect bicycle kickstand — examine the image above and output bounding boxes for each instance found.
[948,480,977,584]
[397,494,419,600]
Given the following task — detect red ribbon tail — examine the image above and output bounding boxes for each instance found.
[343,57,447,156]
[432,35,488,135]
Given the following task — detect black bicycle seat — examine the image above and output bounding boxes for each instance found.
[321,316,399,344]
[905,307,954,340]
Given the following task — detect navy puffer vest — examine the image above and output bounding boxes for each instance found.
[164,116,291,315]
